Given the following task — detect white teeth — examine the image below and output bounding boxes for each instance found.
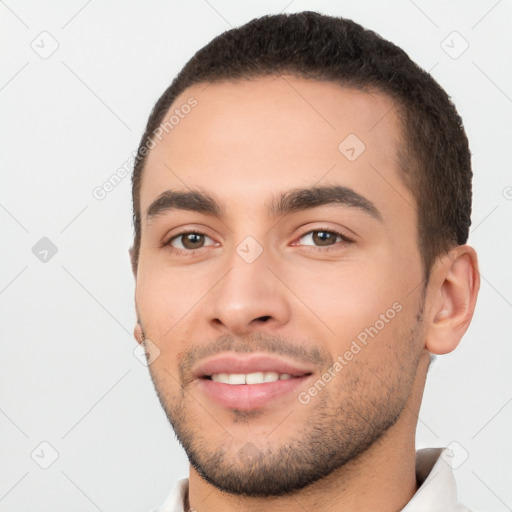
[228,373,246,385]
[246,372,265,384]
[263,372,279,383]
[210,372,294,384]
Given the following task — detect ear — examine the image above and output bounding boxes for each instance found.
[424,245,480,355]
[134,322,144,345]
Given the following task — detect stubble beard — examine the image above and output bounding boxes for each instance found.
[147,309,424,497]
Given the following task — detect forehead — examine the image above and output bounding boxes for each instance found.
[140,76,413,224]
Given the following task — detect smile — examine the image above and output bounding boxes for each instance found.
[207,372,295,384]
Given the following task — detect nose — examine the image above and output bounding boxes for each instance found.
[206,247,291,336]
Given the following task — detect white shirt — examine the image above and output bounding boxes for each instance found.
[153,448,471,512]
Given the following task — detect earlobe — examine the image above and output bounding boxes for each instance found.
[134,322,145,345]
[425,245,480,355]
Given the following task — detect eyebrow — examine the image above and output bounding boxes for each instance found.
[145,185,382,223]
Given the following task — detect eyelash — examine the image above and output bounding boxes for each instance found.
[161,230,213,257]
[162,227,353,256]
[295,227,353,253]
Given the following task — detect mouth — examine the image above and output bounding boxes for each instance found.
[193,353,315,381]
[202,371,311,384]
[198,372,313,410]
[202,372,311,386]
[193,354,315,410]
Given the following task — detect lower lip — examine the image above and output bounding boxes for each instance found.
[197,375,312,410]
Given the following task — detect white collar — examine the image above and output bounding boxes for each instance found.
[401,448,471,511]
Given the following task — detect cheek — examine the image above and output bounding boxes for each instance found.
[289,262,396,327]
[287,254,420,354]
[135,261,217,351]
[135,266,185,338]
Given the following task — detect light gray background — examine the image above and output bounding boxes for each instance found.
[1,1,511,511]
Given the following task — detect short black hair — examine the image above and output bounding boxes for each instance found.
[130,11,472,280]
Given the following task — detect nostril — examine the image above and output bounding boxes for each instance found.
[257,315,271,322]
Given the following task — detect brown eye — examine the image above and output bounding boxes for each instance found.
[312,231,338,246]
[169,232,214,250]
[299,230,345,247]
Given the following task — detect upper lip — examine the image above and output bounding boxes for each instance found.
[193,354,315,379]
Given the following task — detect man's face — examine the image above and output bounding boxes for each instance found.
[134,76,428,496]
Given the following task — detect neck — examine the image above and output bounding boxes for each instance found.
[187,351,430,512]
